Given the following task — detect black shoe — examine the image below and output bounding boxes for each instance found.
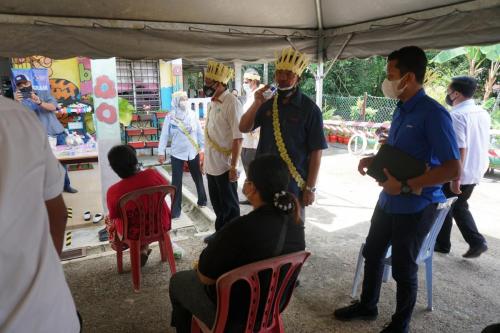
[463,243,488,258]
[98,228,109,242]
[379,322,402,333]
[203,233,216,244]
[64,186,78,194]
[434,244,450,254]
[140,249,152,267]
[239,200,251,205]
[334,301,378,321]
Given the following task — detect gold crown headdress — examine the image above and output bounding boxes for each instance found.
[243,72,261,81]
[275,48,309,77]
[172,90,188,98]
[205,60,234,84]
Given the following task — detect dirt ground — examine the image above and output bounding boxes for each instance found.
[63,145,500,333]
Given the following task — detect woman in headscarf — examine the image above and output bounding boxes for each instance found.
[158,91,207,219]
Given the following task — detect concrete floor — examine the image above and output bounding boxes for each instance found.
[63,145,500,333]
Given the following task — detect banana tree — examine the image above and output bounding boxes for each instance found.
[481,44,500,102]
[432,44,500,101]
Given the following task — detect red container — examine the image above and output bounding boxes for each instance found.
[128,141,146,149]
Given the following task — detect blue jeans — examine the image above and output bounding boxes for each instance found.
[55,133,72,191]
[170,155,207,218]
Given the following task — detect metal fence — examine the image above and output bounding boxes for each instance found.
[323,93,397,122]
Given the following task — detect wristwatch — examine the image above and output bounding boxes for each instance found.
[304,185,316,193]
[400,180,412,195]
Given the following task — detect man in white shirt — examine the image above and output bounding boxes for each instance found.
[202,61,243,242]
[240,68,262,205]
[0,96,80,332]
[435,76,490,258]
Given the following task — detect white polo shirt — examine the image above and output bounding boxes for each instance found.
[242,87,261,150]
[450,99,491,185]
[204,90,243,176]
[0,96,79,332]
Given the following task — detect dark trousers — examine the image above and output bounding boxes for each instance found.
[436,183,486,251]
[360,204,437,333]
[55,132,71,190]
[207,172,240,231]
[240,147,256,176]
[170,270,216,333]
[170,155,207,218]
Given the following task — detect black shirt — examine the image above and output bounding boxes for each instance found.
[253,88,328,196]
[198,204,305,280]
[198,204,306,330]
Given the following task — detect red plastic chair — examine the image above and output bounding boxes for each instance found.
[191,251,311,333]
[115,185,177,292]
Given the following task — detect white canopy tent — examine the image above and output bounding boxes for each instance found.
[1,0,499,103]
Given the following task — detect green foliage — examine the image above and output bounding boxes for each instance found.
[322,107,335,120]
[118,97,135,126]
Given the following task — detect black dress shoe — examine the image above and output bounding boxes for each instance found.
[64,187,78,194]
[379,322,404,333]
[463,243,488,258]
[334,301,378,321]
[434,244,450,254]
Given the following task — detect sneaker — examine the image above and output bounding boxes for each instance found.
[334,301,378,321]
[433,244,450,254]
[463,243,488,258]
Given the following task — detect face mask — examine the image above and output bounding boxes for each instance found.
[243,83,252,94]
[381,75,407,99]
[179,100,189,110]
[445,92,456,106]
[203,83,217,97]
[277,84,296,98]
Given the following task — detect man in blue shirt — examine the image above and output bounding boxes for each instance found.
[239,48,327,212]
[334,46,461,333]
[14,74,77,193]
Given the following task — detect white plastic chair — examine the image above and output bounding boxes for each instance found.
[351,197,457,311]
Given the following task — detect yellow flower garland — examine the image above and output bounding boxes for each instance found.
[175,118,200,153]
[272,95,306,189]
[204,110,232,156]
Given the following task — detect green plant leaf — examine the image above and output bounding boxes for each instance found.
[480,44,500,62]
[118,97,135,126]
[431,47,466,63]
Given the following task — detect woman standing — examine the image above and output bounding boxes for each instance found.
[158,91,207,219]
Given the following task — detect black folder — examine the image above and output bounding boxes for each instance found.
[367,144,426,182]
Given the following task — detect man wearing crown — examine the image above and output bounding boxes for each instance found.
[240,48,327,215]
[203,61,243,242]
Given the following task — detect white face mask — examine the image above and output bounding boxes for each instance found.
[243,83,252,94]
[179,100,189,110]
[381,75,407,99]
[277,83,295,91]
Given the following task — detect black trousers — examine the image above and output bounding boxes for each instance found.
[170,155,207,218]
[360,204,437,333]
[436,183,486,251]
[207,171,240,231]
[170,270,216,333]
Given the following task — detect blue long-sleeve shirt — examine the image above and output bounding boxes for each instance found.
[21,90,63,136]
[158,110,204,161]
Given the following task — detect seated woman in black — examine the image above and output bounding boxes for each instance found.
[169,154,306,333]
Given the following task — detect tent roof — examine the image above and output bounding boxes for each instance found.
[0,0,499,61]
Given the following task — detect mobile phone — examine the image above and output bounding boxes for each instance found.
[262,85,277,100]
[19,86,33,99]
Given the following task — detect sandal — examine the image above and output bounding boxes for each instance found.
[83,211,91,221]
[98,228,109,242]
[93,213,103,224]
[141,249,153,267]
